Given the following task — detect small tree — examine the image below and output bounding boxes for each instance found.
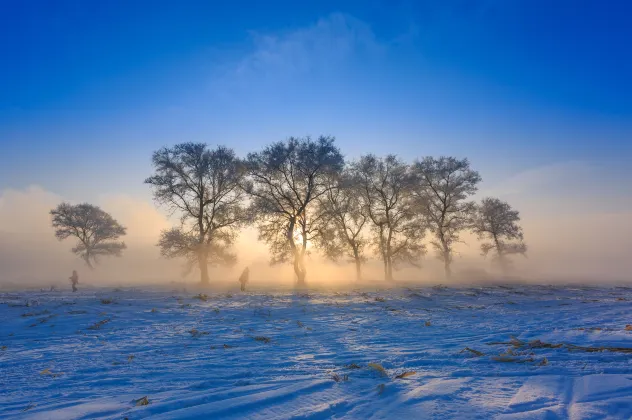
[243,136,344,286]
[314,172,368,281]
[473,197,527,273]
[351,155,425,281]
[412,157,481,279]
[50,203,127,268]
[145,143,247,284]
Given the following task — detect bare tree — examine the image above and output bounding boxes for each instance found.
[411,157,481,279]
[473,197,527,273]
[243,136,344,287]
[50,203,126,268]
[351,155,425,281]
[314,172,368,281]
[145,143,247,284]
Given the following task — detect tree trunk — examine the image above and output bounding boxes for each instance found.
[353,248,362,282]
[442,240,452,280]
[386,226,394,281]
[294,250,307,287]
[497,251,508,276]
[386,258,393,281]
[443,257,452,279]
[199,249,209,285]
[296,269,307,287]
[493,234,507,276]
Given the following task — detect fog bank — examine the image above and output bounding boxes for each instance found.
[0,172,631,290]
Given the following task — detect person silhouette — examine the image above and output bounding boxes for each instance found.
[69,270,79,292]
[238,267,249,292]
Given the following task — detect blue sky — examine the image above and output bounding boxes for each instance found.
[1,0,631,203]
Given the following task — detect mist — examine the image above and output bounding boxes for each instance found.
[1,173,630,291]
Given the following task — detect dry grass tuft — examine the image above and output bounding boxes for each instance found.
[377,383,386,395]
[425,321,432,327]
[22,403,36,412]
[344,363,361,369]
[254,336,271,344]
[135,396,149,406]
[223,344,233,349]
[491,356,534,363]
[460,347,485,357]
[67,310,87,315]
[368,363,388,377]
[40,368,63,378]
[566,344,632,354]
[254,308,271,318]
[488,335,632,358]
[21,310,50,318]
[87,318,111,330]
[189,328,209,338]
[100,299,114,305]
[150,308,158,313]
[128,355,135,362]
[29,314,57,327]
[1,346,7,351]
[194,293,208,302]
[332,373,349,382]
[395,371,417,379]
[625,325,632,331]
[374,297,386,302]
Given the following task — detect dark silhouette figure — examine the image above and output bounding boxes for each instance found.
[238,267,249,292]
[69,270,79,292]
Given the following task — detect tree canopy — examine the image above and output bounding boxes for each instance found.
[313,171,368,281]
[50,203,127,269]
[411,157,481,279]
[145,143,247,284]
[243,136,344,286]
[351,155,425,281]
[473,197,527,272]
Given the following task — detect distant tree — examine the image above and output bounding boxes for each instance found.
[351,155,425,281]
[145,143,247,284]
[411,157,481,279]
[314,172,368,281]
[473,197,527,273]
[50,203,126,268]
[243,136,344,287]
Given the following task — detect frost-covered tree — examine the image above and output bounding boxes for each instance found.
[145,143,247,284]
[50,203,126,268]
[314,172,368,281]
[351,155,425,281]
[473,197,527,272]
[243,136,344,286]
[412,157,481,279]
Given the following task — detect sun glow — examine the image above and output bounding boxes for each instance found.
[293,228,311,249]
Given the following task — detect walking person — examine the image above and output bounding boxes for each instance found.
[69,270,79,292]
[238,267,249,292]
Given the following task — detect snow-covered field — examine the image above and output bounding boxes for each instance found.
[2,284,632,419]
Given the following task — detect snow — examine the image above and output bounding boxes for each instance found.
[1,284,632,419]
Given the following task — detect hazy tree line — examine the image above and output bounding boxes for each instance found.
[50,136,527,286]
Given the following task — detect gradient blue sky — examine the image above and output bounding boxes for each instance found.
[1,0,631,203]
